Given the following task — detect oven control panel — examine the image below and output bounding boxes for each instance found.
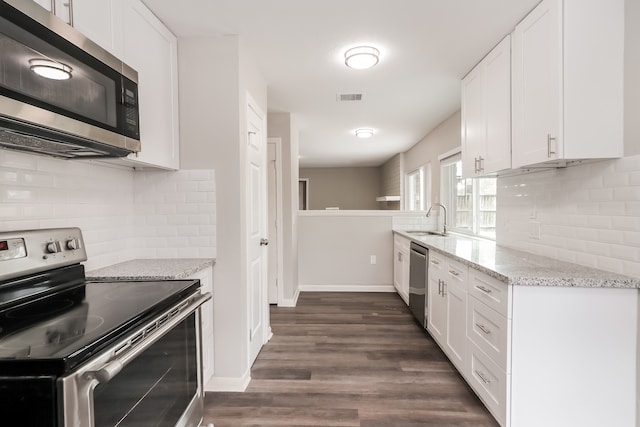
[0,227,87,282]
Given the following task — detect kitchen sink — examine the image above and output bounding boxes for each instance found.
[406,230,447,237]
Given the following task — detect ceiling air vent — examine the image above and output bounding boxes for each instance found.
[337,93,363,102]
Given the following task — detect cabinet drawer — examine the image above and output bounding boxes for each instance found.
[428,251,445,275]
[468,268,509,317]
[467,340,507,426]
[467,296,508,370]
[443,256,468,289]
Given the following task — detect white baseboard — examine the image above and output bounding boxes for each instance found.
[299,284,396,293]
[279,287,300,307]
[204,368,251,392]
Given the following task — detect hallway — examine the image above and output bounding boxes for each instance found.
[204,292,499,426]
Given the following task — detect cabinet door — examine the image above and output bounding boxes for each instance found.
[512,0,562,168]
[445,279,467,374]
[393,247,402,292]
[427,254,446,344]
[393,240,404,295]
[122,0,180,170]
[72,0,123,57]
[461,65,484,178]
[400,248,410,304]
[483,36,511,174]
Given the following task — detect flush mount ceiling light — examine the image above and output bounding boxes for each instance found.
[355,128,374,138]
[29,59,72,80]
[344,46,380,70]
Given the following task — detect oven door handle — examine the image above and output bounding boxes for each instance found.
[84,292,212,385]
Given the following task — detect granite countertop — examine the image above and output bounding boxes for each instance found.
[87,258,215,281]
[394,230,640,289]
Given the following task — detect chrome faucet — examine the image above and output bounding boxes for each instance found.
[426,203,447,235]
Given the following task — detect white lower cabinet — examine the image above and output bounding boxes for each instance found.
[393,235,410,304]
[427,252,446,342]
[427,253,507,425]
[464,269,509,425]
[188,267,214,388]
[467,341,508,426]
[426,256,636,427]
[427,251,467,373]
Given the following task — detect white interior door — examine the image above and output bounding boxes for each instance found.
[267,143,278,304]
[246,100,268,365]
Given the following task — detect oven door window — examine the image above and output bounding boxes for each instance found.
[92,313,198,427]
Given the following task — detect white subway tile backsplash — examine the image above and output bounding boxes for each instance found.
[625,201,640,217]
[498,154,640,277]
[588,188,613,202]
[0,150,216,268]
[185,192,207,203]
[0,151,38,169]
[596,256,624,273]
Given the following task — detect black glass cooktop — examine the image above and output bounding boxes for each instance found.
[0,266,199,376]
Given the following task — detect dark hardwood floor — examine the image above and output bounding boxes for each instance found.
[203,292,499,427]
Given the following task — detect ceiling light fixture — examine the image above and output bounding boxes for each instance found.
[29,59,72,80]
[355,128,374,138]
[344,46,380,70]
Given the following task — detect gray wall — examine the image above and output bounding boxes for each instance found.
[299,167,382,210]
[178,35,267,384]
[380,153,403,210]
[404,110,461,205]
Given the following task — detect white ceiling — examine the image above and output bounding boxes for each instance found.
[141,0,540,167]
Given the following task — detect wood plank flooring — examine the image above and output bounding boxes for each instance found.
[203,292,499,427]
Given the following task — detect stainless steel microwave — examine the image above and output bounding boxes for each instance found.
[0,0,141,159]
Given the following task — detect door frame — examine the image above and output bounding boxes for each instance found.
[267,137,285,307]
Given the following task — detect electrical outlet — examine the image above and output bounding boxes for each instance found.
[370,255,377,265]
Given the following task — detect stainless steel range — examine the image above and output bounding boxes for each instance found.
[0,228,211,427]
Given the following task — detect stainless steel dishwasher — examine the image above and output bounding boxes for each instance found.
[408,242,428,328]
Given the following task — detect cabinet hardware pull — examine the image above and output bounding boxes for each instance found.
[398,252,402,262]
[476,323,491,335]
[438,279,442,295]
[449,270,459,276]
[441,281,447,297]
[547,133,556,158]
[475,370,492,384]
[431,259,440,265]
[474,157,480,174]
[479,156,484,172]
[476,285,492,294]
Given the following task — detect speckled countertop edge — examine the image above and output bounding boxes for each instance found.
[86,258,215,281]
[394,230,640,289]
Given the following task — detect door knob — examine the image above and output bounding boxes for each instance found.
[260,238,269,246]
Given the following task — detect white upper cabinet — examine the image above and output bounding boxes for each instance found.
[461,36,511,178]
[72,0,124,58]
[29,0,180,170]
[29,0,122,56]
[121,0,180,170]
[511,0,624,168]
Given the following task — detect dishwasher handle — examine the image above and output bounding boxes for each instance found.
[410,248,427,260]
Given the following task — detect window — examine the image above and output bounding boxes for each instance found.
[406,164,431,211]
[440,156,496,239]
